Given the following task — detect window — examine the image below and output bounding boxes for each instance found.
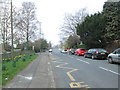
[80,49,86,51]
[88,49,92,53]
[98,49,107,53]
[115,49,120,54]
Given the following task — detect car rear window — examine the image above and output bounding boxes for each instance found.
[71,49,75,51]
[80,49,86,51]
[98,49,107,53]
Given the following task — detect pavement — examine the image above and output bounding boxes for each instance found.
[5,53,55,88]
[4,49,120,88]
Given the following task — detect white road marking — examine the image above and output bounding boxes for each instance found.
[48,62,56,88]
[48,62,50,65]
[99,67,120,75]
[18,75,33,80]
[49,53,52,55]
[77,59,90,64]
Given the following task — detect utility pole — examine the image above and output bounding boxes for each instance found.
[42,33,44,39]
[39,22,41,52]
[11,0,14,60]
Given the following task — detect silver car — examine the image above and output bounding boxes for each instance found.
[107,48,120,64]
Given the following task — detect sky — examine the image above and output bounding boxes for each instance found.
[12,0,107,45]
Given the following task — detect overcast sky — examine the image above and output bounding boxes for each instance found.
[12,0,107,45]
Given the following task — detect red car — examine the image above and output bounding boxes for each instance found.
[75,48,86,56]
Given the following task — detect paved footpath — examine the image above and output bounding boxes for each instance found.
[5,52,55,88]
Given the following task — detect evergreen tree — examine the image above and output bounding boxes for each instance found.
[76,13,106,48]
[103,1,120,42]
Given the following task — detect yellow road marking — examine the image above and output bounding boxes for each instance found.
[56,63,68,68]
[55,61,91,88]
[56,63,75,70]
[66,69,78,81]
[70,82,89,88]
[55,62,78,81]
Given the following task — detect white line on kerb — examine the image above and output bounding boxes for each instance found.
[99,67,120,75]
[77,59,90,64]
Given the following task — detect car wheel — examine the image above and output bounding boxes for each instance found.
[92,55,95,59]
[108,57,113,64]
[84,55,87,58]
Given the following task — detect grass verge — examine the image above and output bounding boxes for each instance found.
[2,53,38,87]
[0,62,2,89]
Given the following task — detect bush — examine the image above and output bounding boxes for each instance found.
[77,44,86,48]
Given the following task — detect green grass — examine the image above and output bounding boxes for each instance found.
[2,53,38,87]
[0,62,2,89]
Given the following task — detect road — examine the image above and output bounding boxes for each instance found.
[5,49,120,88]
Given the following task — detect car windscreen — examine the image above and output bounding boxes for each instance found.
[118,50,120,54]
[115,49,120,54]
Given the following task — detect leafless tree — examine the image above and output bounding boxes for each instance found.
[60,8,88,40]
[0,1,11,49]
[15,2,38,44]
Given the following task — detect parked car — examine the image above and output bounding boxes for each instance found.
[61,49,68,53]
[68,49,77,55]
[75,48,86,56]
[49,49,52,52]
[84,48,108,59]
[107,48,120,64]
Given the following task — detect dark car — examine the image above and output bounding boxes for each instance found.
[84,48,108,59]
[68,49,76,55]
[107,48,120,64]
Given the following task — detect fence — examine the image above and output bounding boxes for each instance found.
[1,50,34,61]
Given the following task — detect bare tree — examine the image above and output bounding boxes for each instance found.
[60,8,88,40]
[16,2,38,44]
[0,1,12,50]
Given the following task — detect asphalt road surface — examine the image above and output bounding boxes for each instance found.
[5,49,120,88]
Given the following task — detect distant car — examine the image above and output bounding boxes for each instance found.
[107,48,120,64]
[49,49,52,52]
[75,48,86,56]
[61,49,68,53]
[68,49,76,55]
[84,48,108,59]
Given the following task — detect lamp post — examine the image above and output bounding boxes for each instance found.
[11,0,14,60]
[39,22,41,52]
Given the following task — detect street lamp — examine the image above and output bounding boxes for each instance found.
[11,0,14,60]
[39,22,41,52]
